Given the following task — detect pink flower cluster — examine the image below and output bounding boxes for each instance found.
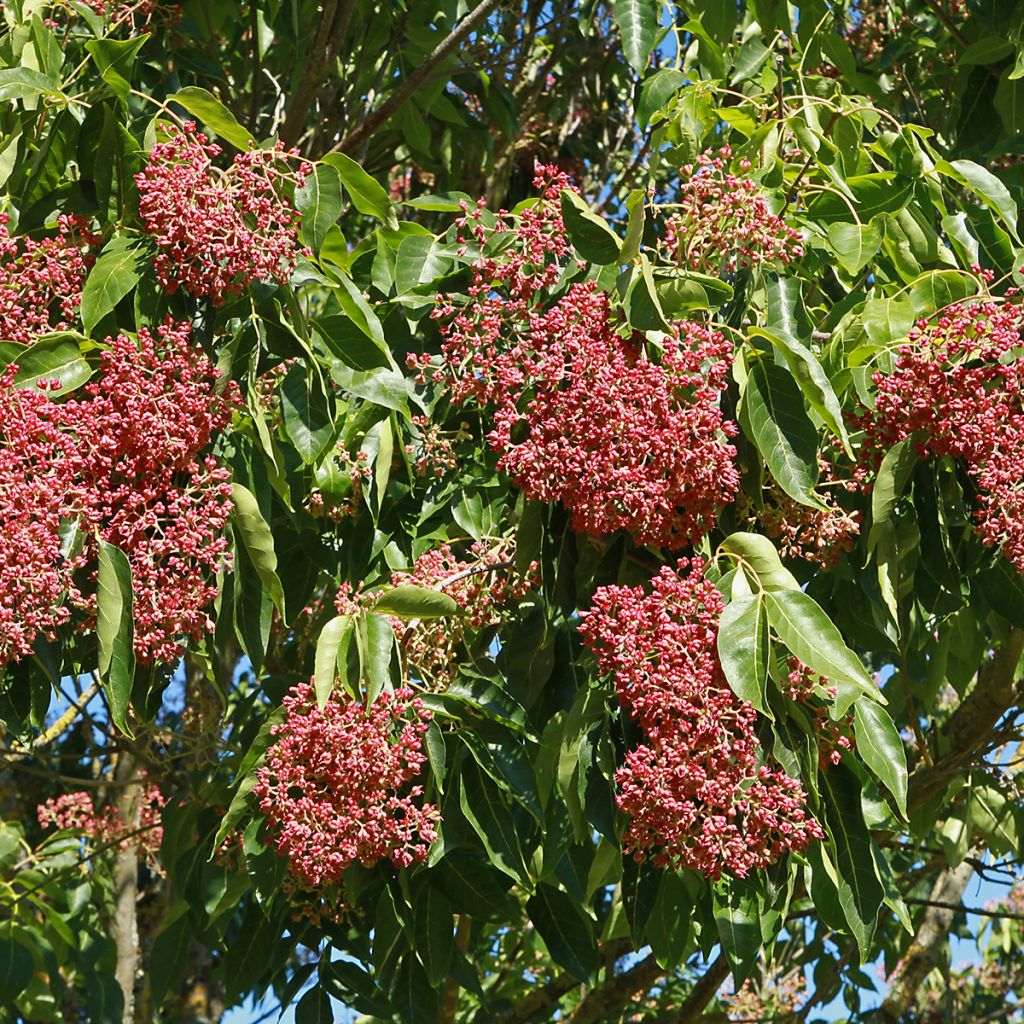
[136,122,309,304]
[663,148,803,274]
[858,300,1024,571]
[739,462,861,570]
[579,560,824,879]
[0,372,78,665]
[252,682,438,889]
[0,321,237,666]
[427,167,738,549]
[0,214,98,343]
[783,658,854,768]
[385,542,535,685]
[38,782,165,855]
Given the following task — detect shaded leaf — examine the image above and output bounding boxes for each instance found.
[97,540,135,736]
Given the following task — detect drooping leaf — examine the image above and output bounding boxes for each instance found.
[81,236,146,335]
[85,35,150,104]
[717,594,770,716]
[719,532,799,592]
[560,190,621,264]
[230,483,286,614]
[96,540,135,737]
[313,614,353,708]
[743,358,821,505]
[854,698,908,818]
[526,884,598,982]
[614,0,660,73]
[296,164,343,253]
[765,590,882,715]
[170,86,254,149]
[322,151,399,228]
[372,585,459,619]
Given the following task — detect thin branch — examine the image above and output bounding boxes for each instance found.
[1,678,102,763]
[331,0,505,156]
[903,897,1024,922]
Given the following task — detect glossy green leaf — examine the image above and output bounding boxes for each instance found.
[11,333,91,395]
[372,585,459,619]
[854,698,908,817]
[765,590,882,715]
[97,540,135,737]
[322,151,399,228]
[459,766,531,885]
[414,886,454,987]
[296,164,343,253]
[314,315,393,371]
[652,266,734,312]
[149,908,191,1006]
[313,614,353,708]
[85,35,149,103]
[170,86,254,149]
[744,358,821,505]
[230,483,286,614]
[81,236,146,335]
[526,884,598,982]
[613,0,659,72]
[717,594,770,716]
[559,190,620,264]
[281,364,335,463]
[0,930,32,1004]
[826,221,882,275]
[719,532,799,592]
[620,188,646,262]
[935,159,1019,238]
[295,986,335,1024]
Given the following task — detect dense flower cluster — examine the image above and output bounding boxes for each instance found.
[737,463,861,570]
[38,782,165,856]
[579,560,823,879]
[858,300,1024,571]
[136,122,309,303]
[783,658,854,768]
[663,148,804,274]
[0,214,98,343]
[0,371,78,665]
[427,167,738,549]
[252,682,438,889]
[63,321,238,662]
[0,321,237,665]
[384,542,535,685]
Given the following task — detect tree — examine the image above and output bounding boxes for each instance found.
[2,0,1024,1021]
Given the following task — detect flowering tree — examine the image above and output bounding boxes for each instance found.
[3,1,1024,1022]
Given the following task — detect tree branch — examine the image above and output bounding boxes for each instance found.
[281,0,357,148]
[677,954,730,1024]
[566,953,665,1024]
[331,0,505,156]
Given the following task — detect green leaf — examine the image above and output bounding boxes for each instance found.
[526,884,598,982]
[281,364,335,463]
[85,970,125,1023]
[620,188,646,262]
[431,852,517,920]
[97,540,135,737]
[85,34,149,103]
[765,590,882,715]
[819,764,885,956]
[361,612,395,704]
[868,435,919,549]
[560,190,621,264]
[958,36,1013,65]
[760,279,852,455]
[170,86,254,149]
[81,236,146,335]
[635,68,686,127]
[322,152,399,228]
[0,930,32,1004]
[295,987,335,1024]
[935,159,1019,239]
[414,886,454,987]
[459,766,531,885]
[230,483,286,614]
[826,221,882,275]
[0,67,63,103]
[624,256,670,330]
[332,271,386,347]
[646,871,692,967]
[719,532,799,592]
[395,235,447,294]
[11,333,91,395]
[149,908,191,1006]
[314,315,393,371]
[373,585,459,619]
[854,698,908,818]
[330,364,412,417]
[296,164,343,253]
[652,267,734,312]
[314,615,353,708]
[744,358,821,505]
[717,595,770,716]
[614,0,660,73]
[714,883,761,984]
